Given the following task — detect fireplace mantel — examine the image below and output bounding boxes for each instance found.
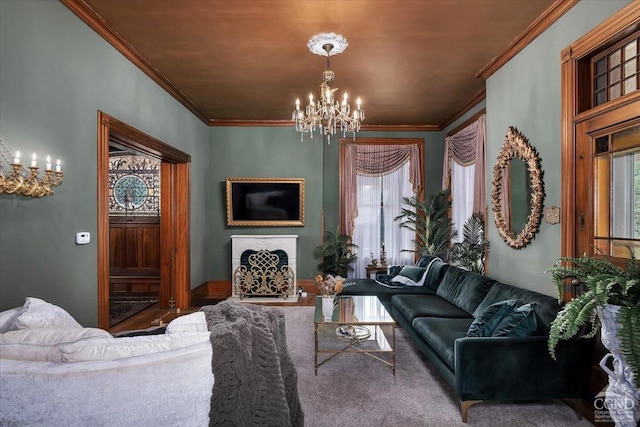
[230,235,299,302]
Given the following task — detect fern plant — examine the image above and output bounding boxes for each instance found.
[394,190,456,261]
[449,212,489,274]
[547,252,640,389]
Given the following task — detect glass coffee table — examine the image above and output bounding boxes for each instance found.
[314,295,396,375]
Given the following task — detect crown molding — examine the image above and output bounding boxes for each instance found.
[209,120,294,127]
[208,120,440,131]
[360,124,440,132]
[59,0,209,124]
[476,0,579,80]
[439,89,486,130]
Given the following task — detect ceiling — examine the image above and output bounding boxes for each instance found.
[67,0,568,129]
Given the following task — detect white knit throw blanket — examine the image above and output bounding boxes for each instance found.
[201,302,304,427]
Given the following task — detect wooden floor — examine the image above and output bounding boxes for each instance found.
[108,293,317,333]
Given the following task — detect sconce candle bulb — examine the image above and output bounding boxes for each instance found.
[1,138,63,197]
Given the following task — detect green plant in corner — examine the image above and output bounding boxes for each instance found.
[313,228,358,277]
[394,189,456,261]
[547,251,640,390]
[449,212,489,274]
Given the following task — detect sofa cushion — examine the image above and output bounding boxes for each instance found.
[435,266,494,315]
[412,317,472,371]
[15,297,82,330]
[473,282,561,332]
[492,303,538,337]
[0,308,23,333]
[391,266,428,286]
[391,294,472,323]
[422,258,450,291]
[0,327,112,361]
[466,299,518,337]
[166,312,208,334]
[60,332,211,362]
[416,255,439,268]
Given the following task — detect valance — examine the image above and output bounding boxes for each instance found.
[442,114,486,214]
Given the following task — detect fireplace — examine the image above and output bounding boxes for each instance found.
[230,235,298,302]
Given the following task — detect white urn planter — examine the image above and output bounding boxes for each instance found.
[597,304,640,427]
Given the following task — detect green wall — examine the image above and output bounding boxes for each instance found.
[207,127,444,281]
[0,0,209,325]
[485,0,632,296]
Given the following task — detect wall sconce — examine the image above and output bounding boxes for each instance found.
[0,138,63,197]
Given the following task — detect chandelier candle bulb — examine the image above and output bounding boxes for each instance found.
[31,153,37,168]
[56,159,61,172]
[14,151,20,164]
[46,156,51,171]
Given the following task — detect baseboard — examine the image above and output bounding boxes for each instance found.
[192,278,317,302]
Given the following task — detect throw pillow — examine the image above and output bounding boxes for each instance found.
[60,332,211,362]
[466,299,518,337]
[491,303,538,337]
[166,312,208,334]
[391,266,428,287]
[15,297,82,330]
[0,307,23,333]
[388,265,403,276]
[0,327,112,361]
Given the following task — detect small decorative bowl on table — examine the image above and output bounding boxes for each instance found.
[336,325,371,344]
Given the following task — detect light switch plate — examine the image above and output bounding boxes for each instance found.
[75,232,90,245]
[544,206,560,224]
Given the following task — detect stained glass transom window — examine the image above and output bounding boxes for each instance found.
[108,154,160,216]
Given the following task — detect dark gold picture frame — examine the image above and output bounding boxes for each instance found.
[225,177,305,227]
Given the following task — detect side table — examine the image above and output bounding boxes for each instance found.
[365,265,388,279]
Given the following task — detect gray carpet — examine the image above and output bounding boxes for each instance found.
[281,306,591,427]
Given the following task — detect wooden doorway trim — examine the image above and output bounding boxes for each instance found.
[97,111,191,329]
[560,2,640,262]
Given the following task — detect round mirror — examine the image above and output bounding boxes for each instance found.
[491,127,545,249]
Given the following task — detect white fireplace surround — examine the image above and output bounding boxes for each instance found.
[230,235,298,302]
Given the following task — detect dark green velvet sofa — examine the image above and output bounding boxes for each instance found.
[342,257,593,422]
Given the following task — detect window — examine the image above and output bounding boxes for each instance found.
[443,113,486,243]
[593,125,640,258]
[353,161,414,277]
[592,31,639,107]
[339,139,424,278]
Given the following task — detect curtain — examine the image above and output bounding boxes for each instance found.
[451,161,475,243]
[353,162,414,277]
[341,143,423,236]
[442,114,486,216]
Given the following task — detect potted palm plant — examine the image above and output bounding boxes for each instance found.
[547,252,640,426]
[395,189,456,260]
[449,212,489,274]
[313,228,358,277]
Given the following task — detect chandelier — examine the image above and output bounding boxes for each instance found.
[292,33,364,143]
[0,137,63,197]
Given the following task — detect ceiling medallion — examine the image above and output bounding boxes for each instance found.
[292,33,364,144]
